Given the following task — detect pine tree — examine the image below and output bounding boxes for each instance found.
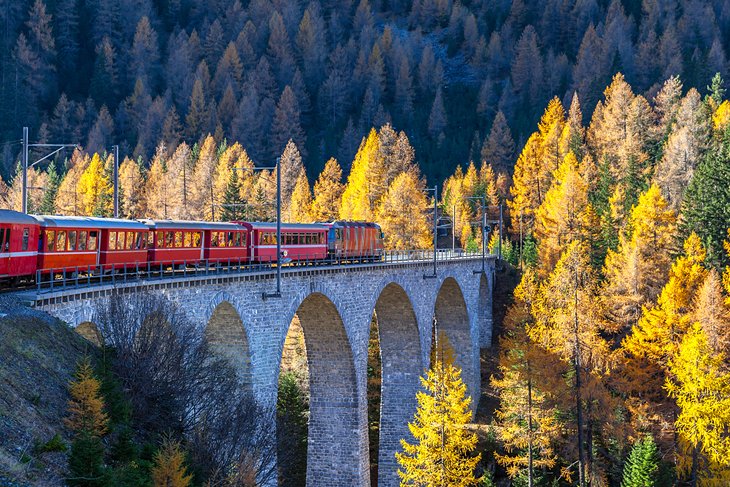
[279,140,305,219]
[311,158,344,222]
[428,87,447,141]
[151,438,193,487]
[272,86,306,160]
[375,172,431,250]
[681,129,730,268]
[480,111,515,177]
[38,160,60,214]
[277,372,308,487]
[220,167,243,221]
[396,333,481,486]
[65,358,108,487]
[620,436,662,487]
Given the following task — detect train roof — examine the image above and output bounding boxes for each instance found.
[0,209,41,225]
[140,220,244,230]
[328,221,382,229]
[241,222,328,231]
[33,215,149,230]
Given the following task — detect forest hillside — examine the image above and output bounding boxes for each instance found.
[3,0,730,181]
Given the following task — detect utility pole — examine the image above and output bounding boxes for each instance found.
[113,145,119,218]
[465,196,486,274]
[424,186,438,279]
[21,127,77,214]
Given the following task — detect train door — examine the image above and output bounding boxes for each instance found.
[0,226,9,275]
[90,230,100,266]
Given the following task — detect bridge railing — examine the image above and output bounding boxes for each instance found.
[32,248,490,294]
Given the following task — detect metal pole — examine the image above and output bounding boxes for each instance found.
[113,145,119,218]
[276,157,281,295]
[432,185,437,276]
[22,127,28,213]
[482,199,487,272]
[498,203,503,262]
[452,203,456,252]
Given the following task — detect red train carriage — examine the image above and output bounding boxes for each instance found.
[203,222,249,264]
[142,220,206,267]
[325,221,384,260]
[35,216,149,272]
[239,222,328,263]
[0,210,40,280]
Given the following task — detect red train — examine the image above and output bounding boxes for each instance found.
[0,209,384,283]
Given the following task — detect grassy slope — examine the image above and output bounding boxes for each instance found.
[0,307,96,486]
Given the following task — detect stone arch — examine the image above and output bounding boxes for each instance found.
[372,282,423,487]
[282,291,363,486]
[204,301,252,392]
[434,276,477,408]
[478,272,493,347]
[76,321,102,346]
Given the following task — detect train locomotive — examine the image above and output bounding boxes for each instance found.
[0,209,385,283]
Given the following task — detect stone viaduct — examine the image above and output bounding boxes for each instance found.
[23,255,495,487]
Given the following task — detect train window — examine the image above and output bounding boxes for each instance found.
[174,232,182,248]
[138,232,146,249]
[226,232,234,247]
[184,232,192,248]
[21,228,29,251]
[212,232,220,247]
[126,232,135,250]
[117,232,125,250]
[45,230,55,252]
[147,232,154,248]
[57,231,67,251]
[67,231,77,251]
[4,229,9,251]
[79,231,87,250]
[109,231,117,250]
[193,232,201,247]
[165,232,174,248]
[234,232,241,247]
[89,232,98,251]
[242,233,247,247]
[155,231,163,247]
[0,228,4,252]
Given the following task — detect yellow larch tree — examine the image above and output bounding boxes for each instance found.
[491,271,565,483]
[537,96,566,174]
[534,152,589,274]
[666,323,730,485]
[189,135,218,220]
[375,171,431,250]
[601,184,677,335]
[55,150,89,216]
[693,269,730,356]
[530,241,619,485]
[340,128,382,221]
[289,170,312,223]
[441,165,468,247]
[77,153,113,216]
[144,148,173,219]
[311,157,344,221]
[508,133,543,236]
[6,163,49,213]
[118,157,145,218]
[151,438,193,487]
[164,142,194,220]
[65,358,108,437]
[396,333,481,487]
[712,100,730,132]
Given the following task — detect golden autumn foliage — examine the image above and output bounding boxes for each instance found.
[65,358,108,438]
[601,184,677,334]
[712,100,730,131]
[311,157,344,221]
[289,170,313,223]
[118,157,145,218]
[534,152,589,274]
[77,153,113,216]
[666,323,730,484]
[396,333,480,487]
[340,129,382,221]
[151,438,193,487]
[375,171,431,250]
